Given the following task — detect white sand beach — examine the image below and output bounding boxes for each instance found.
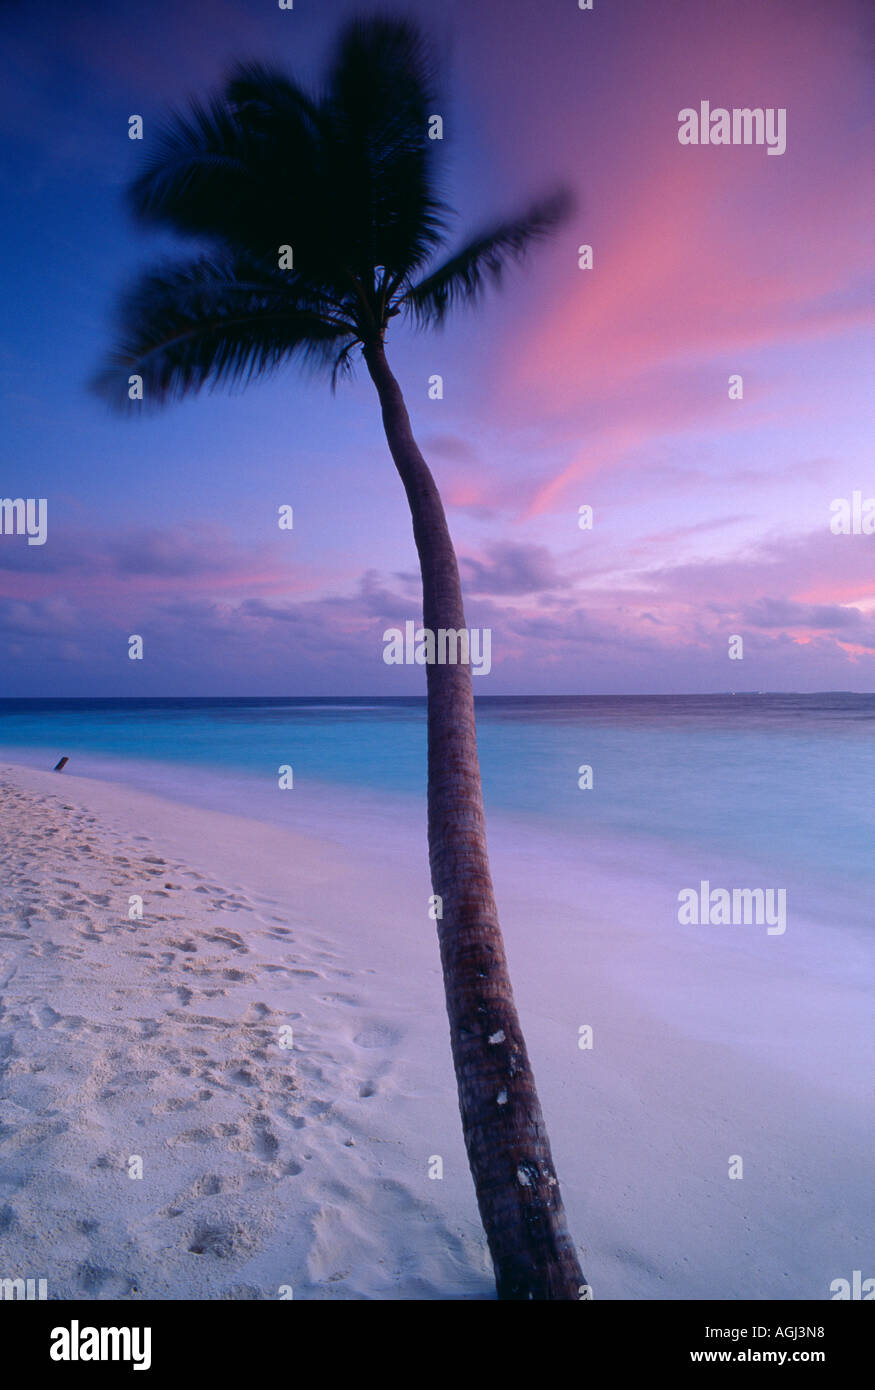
[0,761,870,1300]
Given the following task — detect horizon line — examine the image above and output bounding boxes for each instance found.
[0,690,867,702]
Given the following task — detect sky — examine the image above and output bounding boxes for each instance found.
[0,0,872,696]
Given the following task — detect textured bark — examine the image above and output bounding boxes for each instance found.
[365,339,586,1300]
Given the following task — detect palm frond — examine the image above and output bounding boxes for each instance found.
[226,61,322,132]
[400,190,573,327]
[127,96,253,237]
[128,72,329,266]
[92,255,357,409]
[325,16,448,280]
[329,340,359,393]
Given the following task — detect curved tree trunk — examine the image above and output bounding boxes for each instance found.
[364,339,586,1300]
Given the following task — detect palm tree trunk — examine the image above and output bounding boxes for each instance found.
[364,338,586,1300]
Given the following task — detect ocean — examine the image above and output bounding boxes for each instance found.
[0,693,872,938]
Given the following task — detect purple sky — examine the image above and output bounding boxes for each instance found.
[1,0,873,695]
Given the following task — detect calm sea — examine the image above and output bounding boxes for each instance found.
[1,693,872,930]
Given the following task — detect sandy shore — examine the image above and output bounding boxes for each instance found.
[0,763,494,1299]
[0,761,869,1299]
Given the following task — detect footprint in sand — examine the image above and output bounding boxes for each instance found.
[205,932,248,954]
[352,1025,401,1049]
[243,1002,272,1020]
[248,1116,280,1160]
[188,1173,240,1199]
[229,1067,257,1087]
[187,1219,254,1259]
[3,1119,69,1151]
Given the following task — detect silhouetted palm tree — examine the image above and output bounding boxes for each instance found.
[96,15,584,1299]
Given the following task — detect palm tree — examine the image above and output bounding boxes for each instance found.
[96,15,585,1300]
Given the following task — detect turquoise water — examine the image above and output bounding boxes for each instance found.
[0,694,872,919]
